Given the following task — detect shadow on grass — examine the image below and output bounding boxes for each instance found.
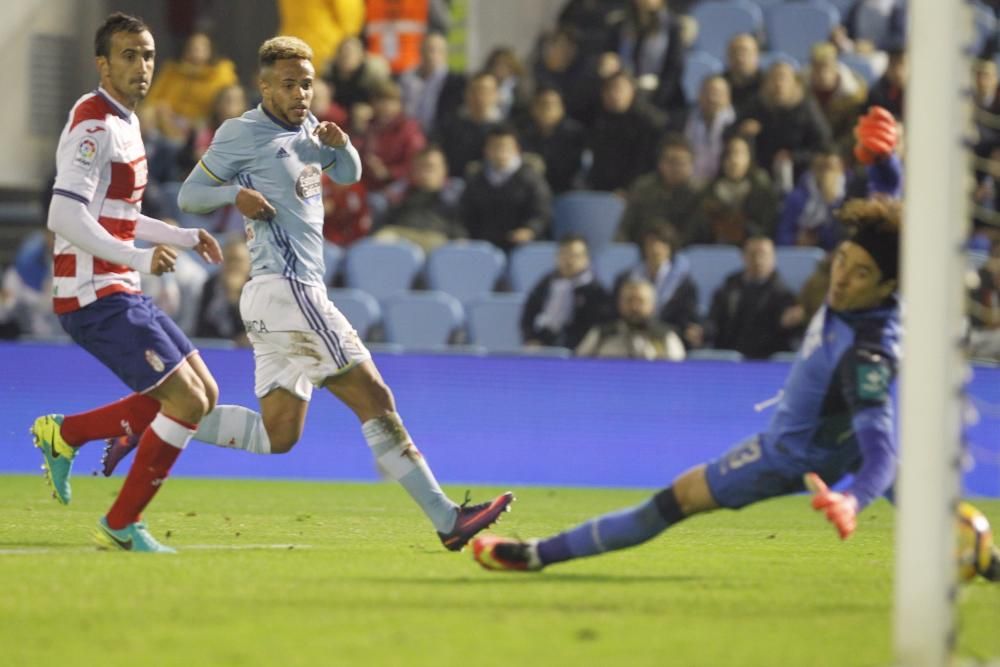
[356,573,704,585]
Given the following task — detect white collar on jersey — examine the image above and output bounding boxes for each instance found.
[96,86,133,120]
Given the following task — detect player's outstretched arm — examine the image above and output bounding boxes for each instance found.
[134,216,222,264]
[316,121,362,185]
[47,193,156,273]
[805,473,859,540]
[177,165,242,215]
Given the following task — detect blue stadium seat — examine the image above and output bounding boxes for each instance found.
[323,242,344,285]
[381,291,464,349]
[775,246,826,294]
[765,2,840,63]
[687,348,745,362]
[758,50,801,73]
[594,242,641,291]
[551,191,626,254]
[691,1,764,62]
[682,50,726,105]
[466,293,527,352]
[344,238,424,300]
[819,0,859,15]
[680,244,744,316]
[839,51,877,86]
[508,241,558,293]
[327,287,381,339]
[425,240,506,304]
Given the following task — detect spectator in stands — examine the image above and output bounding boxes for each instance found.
[587,71,666,192]
[532,27,594,125]
[831,0,907,58]
[460,125,551,252]
[576,278,686,360]
[865,48,906,119]
[684,74,736,185]
[483,46,533,122]
[805,43,868,155]
[723,33,764,117]
[194,236,251,346]
[0,230,59,339]
[518,87,586,194]
[434,72,503,179]
[776,150,848,251]
[276,0,364,73]
[703,235,803,359]
[311,78,348,127]
[972,59,1000,212]
[615,222,700,348]
[694,135,779,245]
[360,81,426,194]
[321,175,372,248]
[374,145,465,252]
[734,61,833,192]
[969,241,1000,361]
[400,32,466,135]
[365,0,429,75]
[326,36,387,108]
[607,0,686,113]
[557,0,624,61]
[145,32,238,142]
[521,235,613,349]
[617,134,701,245]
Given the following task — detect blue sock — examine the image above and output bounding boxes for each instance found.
[537,487,685,566]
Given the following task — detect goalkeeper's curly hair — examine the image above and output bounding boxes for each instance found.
[837,197,902,235]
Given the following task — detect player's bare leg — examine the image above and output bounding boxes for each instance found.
[325,360,513,550]
[474,464,719,571]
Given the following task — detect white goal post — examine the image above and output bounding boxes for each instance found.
[894,1,973,665]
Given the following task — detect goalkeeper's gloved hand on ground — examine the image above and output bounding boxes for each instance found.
[853,106,898,165]
[805,472,859,540]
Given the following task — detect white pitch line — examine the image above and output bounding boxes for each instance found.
[0,543,311,555]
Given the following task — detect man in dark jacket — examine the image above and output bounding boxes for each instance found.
[521,235,612,348]
[518,87,586,194]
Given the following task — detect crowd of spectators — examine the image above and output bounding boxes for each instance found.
[1,0,997,362]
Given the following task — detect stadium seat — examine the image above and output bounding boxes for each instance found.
[770,351,799,362]
[839,52,877,86]
[973,1,997,56]
[323,242,344,285]
[765,2,840,63]
[758,50,801,73]
[344,238,424,300]
[679,244,744,316]
[594,242,641,291]
[381,291,464,349]
[327,287,380,339]
[466,293,527,352]
[818,0,858,15]
[551,191,626,254]
[775,246,826,294]
[425,240,506,304]
[687,348,745,362]
[682,50,726,105]
[691,1,764,62]
[508,241,558,293]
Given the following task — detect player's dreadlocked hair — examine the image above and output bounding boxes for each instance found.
[94,12,149,58]
[259,36,313,68]
[838,197,902,283]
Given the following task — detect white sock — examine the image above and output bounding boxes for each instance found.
[193,405,271,454]
[362,412,458,533]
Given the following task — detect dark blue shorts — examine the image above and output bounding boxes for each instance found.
[58,293,195,393]
[705,434,863,509]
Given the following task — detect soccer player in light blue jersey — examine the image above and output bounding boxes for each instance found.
[174,36,512,551]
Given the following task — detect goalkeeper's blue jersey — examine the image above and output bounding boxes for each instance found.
[197,105,360,286]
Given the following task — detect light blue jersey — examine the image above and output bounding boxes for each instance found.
[193,105,361,285]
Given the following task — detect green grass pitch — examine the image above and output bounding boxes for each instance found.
[0,475,997,667]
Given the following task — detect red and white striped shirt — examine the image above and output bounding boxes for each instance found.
[50,88,148,314]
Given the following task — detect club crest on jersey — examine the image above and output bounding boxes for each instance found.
[75,137,98,167]
[295,165,322,200]
[145,349,166,373]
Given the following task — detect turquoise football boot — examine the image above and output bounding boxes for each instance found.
[30,414,77,505]
[94,517,176,554]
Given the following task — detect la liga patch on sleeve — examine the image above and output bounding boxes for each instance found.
[857,363,890,401]
[74,137,98,167]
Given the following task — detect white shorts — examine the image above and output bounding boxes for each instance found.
[240,274,371,400]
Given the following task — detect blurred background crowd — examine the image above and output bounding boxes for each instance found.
[0,0,998,363]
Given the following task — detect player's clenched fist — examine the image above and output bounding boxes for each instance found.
[313,121,348,148]
[149,245,178,275]
[236,188,277,221]
[853,106,897,165]
[805,472,859,540]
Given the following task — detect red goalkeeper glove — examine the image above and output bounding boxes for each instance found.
[853,106,898,165]
[805,472,859,540]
